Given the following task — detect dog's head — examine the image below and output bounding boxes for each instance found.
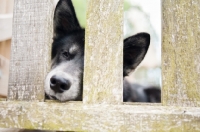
[45,0,150,102]
[45,0,84,101]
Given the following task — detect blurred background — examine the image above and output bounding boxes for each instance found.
[0,0,161,99]
[124,0,161,88]
[0,0,13,98]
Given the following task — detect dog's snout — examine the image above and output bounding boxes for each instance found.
[50,75,71,93]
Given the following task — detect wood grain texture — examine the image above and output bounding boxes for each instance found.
[162,0,200,107]
[83,0,123,104]
[7,0,54,101]
[0,101,200,131]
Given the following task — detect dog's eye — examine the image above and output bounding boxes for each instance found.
[62,51,70,59]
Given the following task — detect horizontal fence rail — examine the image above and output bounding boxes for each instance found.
[0,102,200,131]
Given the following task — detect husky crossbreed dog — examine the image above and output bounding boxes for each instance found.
[45,0,158,102]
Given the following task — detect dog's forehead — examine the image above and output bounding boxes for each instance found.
[62,35,84,49]
[69,44,79,53]
[60,41,81,53]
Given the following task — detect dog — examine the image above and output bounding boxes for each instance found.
[123,78,161,102]
[45,0,152,102]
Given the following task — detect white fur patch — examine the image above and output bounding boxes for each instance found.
[69,45,78,54]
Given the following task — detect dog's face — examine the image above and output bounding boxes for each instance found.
[45,0,150,102]
[45,0,84,101]
[45,31,85,101]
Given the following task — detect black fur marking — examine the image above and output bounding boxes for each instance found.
[123,33,150,76]
[53,0,81,40]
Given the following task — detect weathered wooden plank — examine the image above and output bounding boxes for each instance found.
[162,0,200,106]
[0,101,200,131]
[83,0,123,104]
[7,0,54,101]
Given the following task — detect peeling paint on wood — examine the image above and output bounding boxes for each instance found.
[162,0,200,107]
[83,0,123,104]
[7,0,54,101]
[0,101,200,131]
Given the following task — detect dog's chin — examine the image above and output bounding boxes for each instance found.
[45,94,57,100]
[45,87,82,102]
[45,93,74,102]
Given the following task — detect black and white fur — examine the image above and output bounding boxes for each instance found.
[45,0,154,102]
[123,79,161,102]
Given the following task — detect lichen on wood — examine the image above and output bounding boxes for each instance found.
[83,0,123,104]
[162,0,200,107]
[0,101,200,131]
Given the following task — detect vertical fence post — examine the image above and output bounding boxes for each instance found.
[162,0,200,107]
[83,0,123,104]
[7,0,54,101]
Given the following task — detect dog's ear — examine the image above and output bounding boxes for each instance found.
[53,0,81,39]
[123,33,150,76]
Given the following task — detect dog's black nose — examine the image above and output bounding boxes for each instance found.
[50,75,71,93]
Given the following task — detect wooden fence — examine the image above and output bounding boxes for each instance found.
[0,0,200,131]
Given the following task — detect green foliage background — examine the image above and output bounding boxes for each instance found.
[72,0,131,28]
[72,0,87,28]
